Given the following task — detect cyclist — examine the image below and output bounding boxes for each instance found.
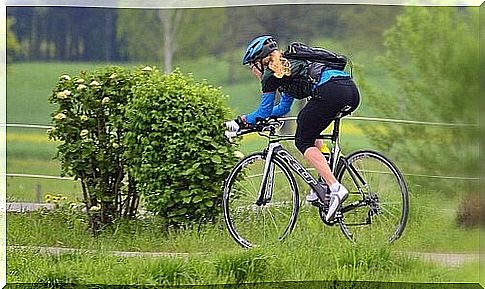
[225,35,360,221]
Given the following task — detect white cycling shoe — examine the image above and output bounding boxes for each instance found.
[326,185,349,222]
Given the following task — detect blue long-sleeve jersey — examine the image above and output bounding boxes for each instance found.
[246,92,293,124]
[245,67,349,124]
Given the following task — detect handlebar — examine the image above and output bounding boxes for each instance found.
[224,117,337,142]
[225,118,286,139]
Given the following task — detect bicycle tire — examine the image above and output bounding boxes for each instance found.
[222,152,299,248]
[335,150,409,243]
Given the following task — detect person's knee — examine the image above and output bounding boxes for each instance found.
[314,139,324,150]
[295,137,314,155]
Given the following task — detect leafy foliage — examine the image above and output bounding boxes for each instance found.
[7,17,21,62]
[49,65,237,230]
[362,7,479,188]
[48,66,139,231]
[455,193,482,229]
[124,68,238,227]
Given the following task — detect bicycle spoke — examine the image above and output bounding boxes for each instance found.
[223,154,298,248]
[337,151,408,244]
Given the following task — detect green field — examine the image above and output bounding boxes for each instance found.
[6,206,481,284]
[6,59,378,203]
[5,60,481,285]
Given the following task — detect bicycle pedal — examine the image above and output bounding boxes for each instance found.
[310,200,326,208]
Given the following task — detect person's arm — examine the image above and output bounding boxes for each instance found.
[271,91,294,117]
[245,91,276,124]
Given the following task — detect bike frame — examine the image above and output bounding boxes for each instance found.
[256,116,371,215]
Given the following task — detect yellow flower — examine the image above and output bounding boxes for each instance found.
[44,194,52,200]
[75,78,85,84]
[90,80,101,86]
[60,75,71,81]
[80,115,89,121]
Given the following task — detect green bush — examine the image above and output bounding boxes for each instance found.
[48,66,140,231]
[124,68,238,227]
[455,193,482,229]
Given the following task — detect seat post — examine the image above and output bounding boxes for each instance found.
[332,117,341,143]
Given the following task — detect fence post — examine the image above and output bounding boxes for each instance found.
[35,184,42,203]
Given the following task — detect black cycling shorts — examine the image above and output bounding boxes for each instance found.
[295,77,360,154]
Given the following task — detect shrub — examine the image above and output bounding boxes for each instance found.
[124,68,238,227]
[48,66,140,232]
[455,193,482,228]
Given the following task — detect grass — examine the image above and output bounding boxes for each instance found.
[6,232,480,285]
[6,58,257,125]
[7,188,479,253]
[6,176,480,285]
[6,116,373,203]
[5,57,481,286]
[6,127,82,202]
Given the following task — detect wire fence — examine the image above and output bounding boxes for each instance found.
[4,116,480,182]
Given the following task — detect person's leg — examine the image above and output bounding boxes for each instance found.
[295,80,359,219]
[304,146,337,186]
[295,101,335,202]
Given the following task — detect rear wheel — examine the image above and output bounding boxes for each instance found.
[335,150,409,243]
[222,153,299,248]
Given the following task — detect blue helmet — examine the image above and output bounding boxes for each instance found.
[242,35,278,65]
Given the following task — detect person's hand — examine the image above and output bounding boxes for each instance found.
[224,131,238,139]
[225,120,240,132]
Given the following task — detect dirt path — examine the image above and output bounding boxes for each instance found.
[8,245,481,268]
[397,251,481,267]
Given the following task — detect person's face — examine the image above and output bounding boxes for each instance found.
[249,61,263,80]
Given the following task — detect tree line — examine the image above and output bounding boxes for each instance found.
[7,5,402,70]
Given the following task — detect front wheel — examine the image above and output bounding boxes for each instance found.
[335,150,409,243]
[222,152,299,248]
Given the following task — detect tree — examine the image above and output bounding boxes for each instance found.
[116,9,163,62]
[157,9,183,73]
[117,8,184,73]
[363,7,479,189]
[7,17,21,62]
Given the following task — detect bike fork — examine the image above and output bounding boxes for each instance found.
[257,143,279,206]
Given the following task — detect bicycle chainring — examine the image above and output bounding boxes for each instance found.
[317,204,341,226]
[367,192,381,216]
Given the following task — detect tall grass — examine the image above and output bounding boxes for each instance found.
[7,189,479,254]
[7,244,479,285]
[6,188,480,284]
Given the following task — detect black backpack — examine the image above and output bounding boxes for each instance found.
[278,42,351,99]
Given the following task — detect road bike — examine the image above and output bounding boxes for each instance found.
[222,107,409,248]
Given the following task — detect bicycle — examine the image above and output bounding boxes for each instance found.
[222,107,409,248]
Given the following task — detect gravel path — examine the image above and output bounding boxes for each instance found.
[6,202,55,212]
